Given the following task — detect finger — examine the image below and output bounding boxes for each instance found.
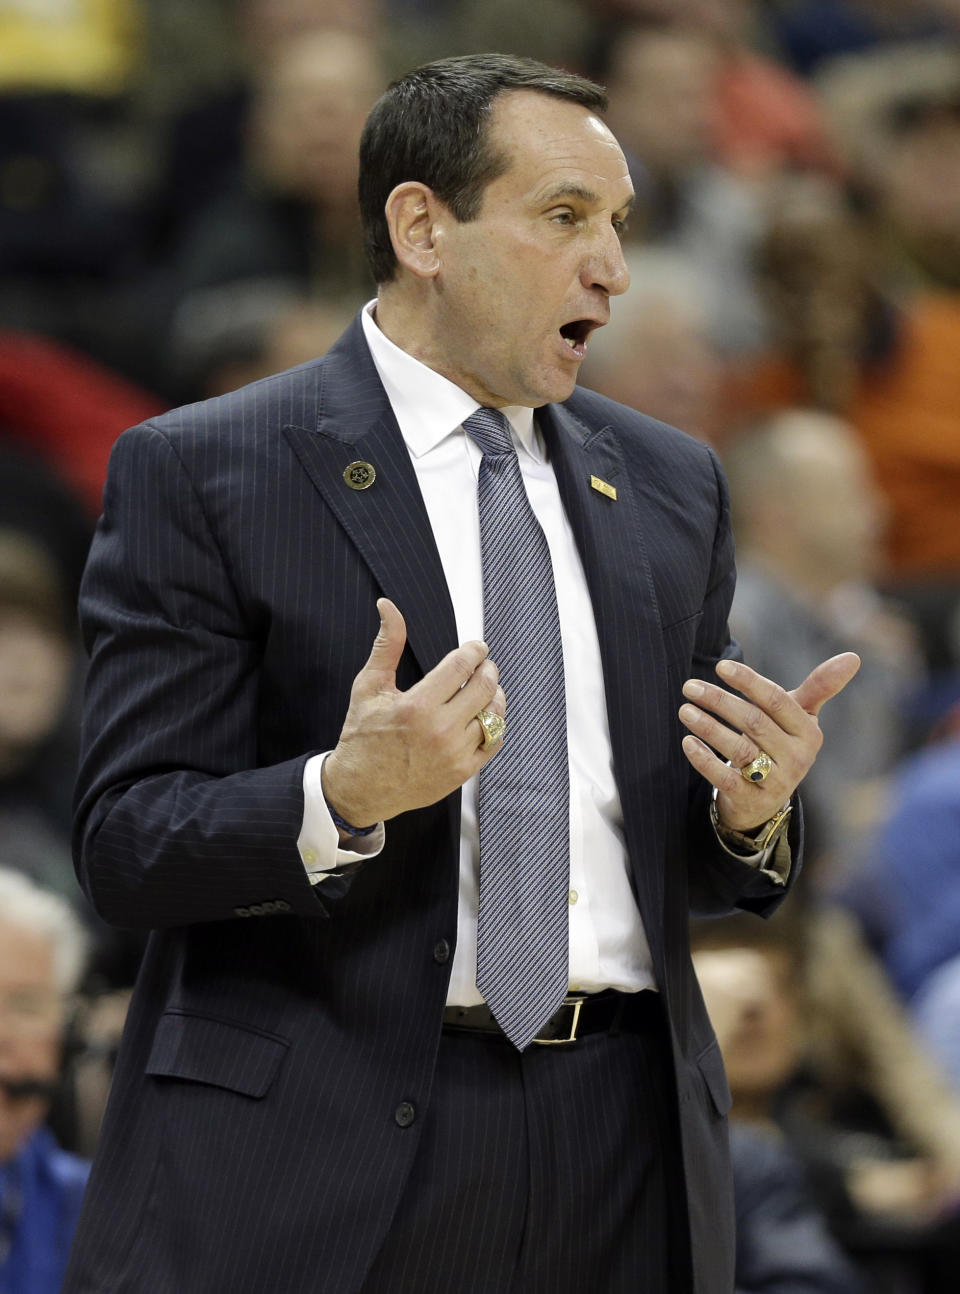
[712,659,812,739]
[681,676,796,756]
[352,598,408,696]
[412,638,492,708]
[470,684,507,748]
[487,683,506,718]
[678,702,768,773]
[790,652,861,718]
[469,682,506,723]
[449,656,502,724]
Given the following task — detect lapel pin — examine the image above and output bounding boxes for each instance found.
[344,461,376,490]
[590,474,617,501]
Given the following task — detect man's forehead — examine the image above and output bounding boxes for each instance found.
[489,91,633,205]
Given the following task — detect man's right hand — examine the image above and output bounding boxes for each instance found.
[321,598,506,829]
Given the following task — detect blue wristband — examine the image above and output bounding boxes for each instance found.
[327,803,378,837]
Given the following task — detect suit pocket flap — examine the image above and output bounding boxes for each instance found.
[696,1039,732,1117]
[146,1011,289,1098]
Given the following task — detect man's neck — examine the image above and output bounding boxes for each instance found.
[373,285,434,367]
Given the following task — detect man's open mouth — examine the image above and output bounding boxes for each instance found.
[559,319,598,357]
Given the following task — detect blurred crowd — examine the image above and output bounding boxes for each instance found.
[2,1,960,1290]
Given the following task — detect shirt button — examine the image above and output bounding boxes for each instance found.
[568,889,579,905]
[394,1102,416,1128]
[302,848,319,867]
[433,939,451,964]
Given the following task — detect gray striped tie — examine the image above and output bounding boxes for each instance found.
[464,408,570,1050]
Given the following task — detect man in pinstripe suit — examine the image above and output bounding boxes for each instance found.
[64,55,858,1294]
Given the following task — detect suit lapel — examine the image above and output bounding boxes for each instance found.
[540,401,671,954]
[282,317,458,678]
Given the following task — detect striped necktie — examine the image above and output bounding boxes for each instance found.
[463,407,570,1050]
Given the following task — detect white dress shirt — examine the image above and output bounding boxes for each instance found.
[296,302,781,1005]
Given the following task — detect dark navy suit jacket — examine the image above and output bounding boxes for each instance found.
[64,315,797,1293]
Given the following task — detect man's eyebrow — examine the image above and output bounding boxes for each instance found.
[536,182,635,213]
[538,181,599,205]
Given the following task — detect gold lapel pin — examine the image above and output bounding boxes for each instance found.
[590,474,617,501]
[344,461,376,490]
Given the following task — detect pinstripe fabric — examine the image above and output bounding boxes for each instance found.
[359,996,687,1294]
[64,314,799,1294]
[464,409,570,1050]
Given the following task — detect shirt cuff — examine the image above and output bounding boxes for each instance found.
[298,752,385,884]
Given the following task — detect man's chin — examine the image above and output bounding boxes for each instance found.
[531,368,580,406]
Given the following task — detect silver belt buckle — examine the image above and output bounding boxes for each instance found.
[533,993,587,1046]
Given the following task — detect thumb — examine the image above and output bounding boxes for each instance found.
[356,597,407,692]
[790,651,861,718]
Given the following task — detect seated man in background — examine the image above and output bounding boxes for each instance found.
[723,409,923,865]
[0,867,90,1293]
[693,912,960,1294]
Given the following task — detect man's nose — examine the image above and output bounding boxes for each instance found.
[582,226,630,297]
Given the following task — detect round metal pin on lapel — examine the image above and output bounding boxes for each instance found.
[343,461,376,490]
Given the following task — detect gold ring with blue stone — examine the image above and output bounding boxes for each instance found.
[740,750,773,783]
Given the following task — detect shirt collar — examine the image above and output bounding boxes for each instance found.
[360,300,541,462]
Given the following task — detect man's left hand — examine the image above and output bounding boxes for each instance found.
[678,652,861,833]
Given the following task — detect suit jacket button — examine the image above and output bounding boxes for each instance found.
[394,1102,416,1128]
[433,939,451,964]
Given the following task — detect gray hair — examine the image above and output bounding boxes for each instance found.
[0,866,89,995]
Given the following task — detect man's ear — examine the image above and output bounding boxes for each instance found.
[385,182,444,278]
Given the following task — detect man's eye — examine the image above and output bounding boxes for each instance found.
[613,218,629,238]
[551,210,576,224]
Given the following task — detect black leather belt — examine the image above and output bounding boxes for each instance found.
[442,989,660,1046]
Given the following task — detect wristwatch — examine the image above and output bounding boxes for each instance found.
[709,786,793,855]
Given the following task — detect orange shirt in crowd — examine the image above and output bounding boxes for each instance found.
[725,294,960,580]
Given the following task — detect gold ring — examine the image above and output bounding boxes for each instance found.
[740,751,773,783]
[476,709,507,750]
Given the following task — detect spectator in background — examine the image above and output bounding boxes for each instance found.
[693,912,960,1294]
[771,0,954,78]
[586,0,837,174]
[734,174,883,418]
[732,59,960,675]
[679,0,840,178]
[0,868,90,1294]
[602,23,767,353]
[0,530,80,896]
[0,456,146,997]
[0,0,166,392]
[181,298,356,403]
[839,728,960,1009]
[854,64,960,622]
[691,924,868,1294]
[723,410,921,863]
[166,27,382,400]
[914,945,960,1098]
[729,1125,869,1294]
[580,248,725,444]
[158,0,384,244]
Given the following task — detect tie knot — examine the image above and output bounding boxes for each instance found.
[463,408,515,459]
